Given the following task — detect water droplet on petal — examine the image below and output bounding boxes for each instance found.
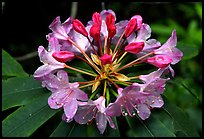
[82,116,85,119]
[56,101,61,105]
[96,122,99,125]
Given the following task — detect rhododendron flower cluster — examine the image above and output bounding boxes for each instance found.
[34,9,183,134]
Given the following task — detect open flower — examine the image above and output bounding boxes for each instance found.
[154,30,183,65]
[43,70,88,121]
[33,37,65,80]
[34,9,183,134]
[74,96,115,134]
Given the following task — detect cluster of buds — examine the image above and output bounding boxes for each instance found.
[34,9,183,134]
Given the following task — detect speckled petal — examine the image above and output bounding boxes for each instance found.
[136,104,151,120]
[96,112,107,134]
[63,98,78,120]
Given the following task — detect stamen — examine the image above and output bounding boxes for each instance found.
[79,83,94,89]
[64,64,96,77]
[116,51,154,72]
[103,80,107,97]
[113,30,126,54]
[67,37,101,74]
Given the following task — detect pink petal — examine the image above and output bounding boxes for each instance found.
[136,104,151,120]
[96,112,107,134]
[74,104,95,124]
[63,98,78,120]
[147,55,172,68]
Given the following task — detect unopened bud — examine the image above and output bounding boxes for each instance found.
[92,12,102,26]
[106,13,116,38]
[131,15,143,30]
[90,24,101,41]
[52,51,75,63]
[72,19,88,37]
[125,42,144,54]
[146,55,172,68]
[124,18,137,38]
[100,54,112,65]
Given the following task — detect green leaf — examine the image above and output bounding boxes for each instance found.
[105,117,120,137]
[2,49,28,78]
[162,96,199,137]
[2,93,59,137]
[126,109,176,137]
[177,42,199,60]
[2,76,47,111]
[68,123,88,137]
[126,116,153,137]
[50,121,74,137]
[195,3,202,20]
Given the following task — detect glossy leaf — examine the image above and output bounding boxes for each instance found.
[2,49,28,78]
[162,96,199,137]
[50,121,74,137]
[2,76,46,111]
[2,93,59,137]
[126,109,176,137]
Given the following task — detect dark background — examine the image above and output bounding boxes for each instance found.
[2,1,202,136]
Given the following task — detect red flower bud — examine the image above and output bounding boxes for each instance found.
[52,51,75,63]
[90,24,101,41]
[106,13,116,38]
[125,42,144,54]
[124,18,137,38]
[72,19,88,37]
[92,12,102,26]
[100,54,112,65]
[131,15,143,30]
[106,13,115,27]
[146,55,172,68]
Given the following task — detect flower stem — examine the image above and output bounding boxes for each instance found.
[87,37,99,57]
[67,37,101,74]
[116,52,127,64]
[79,83,94,89]
[108,78,120,89]
[98,40,103,56]
[103,36,108,54]
[103,80,107,97]
[78,80,95,84]
[113,30,125,54]
[129,76,140,80]
[116,51,154,72]
[111,79,133,85]
[112,38,126,61]
[64,64,96,77]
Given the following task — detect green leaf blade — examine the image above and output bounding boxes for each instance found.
[2,76,46,111]
[2,93,59,137]
[2,49,28,78]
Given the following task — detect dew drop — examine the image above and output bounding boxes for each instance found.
[56,101,61,105]
[82,116,85,119]
[96,122,99,125]
[29,114,32,116]
[133,113,136,116]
